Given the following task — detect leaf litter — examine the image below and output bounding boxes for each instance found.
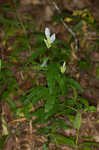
[0,0,99,150]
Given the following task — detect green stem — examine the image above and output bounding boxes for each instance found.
[75,129,79,150]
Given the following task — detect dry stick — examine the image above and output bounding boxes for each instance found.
[49,0,79,52]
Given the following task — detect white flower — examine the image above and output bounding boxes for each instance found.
[44,27,56,48]
[45,27,50,37]
[60,62,66,74]
[50,34,55,43]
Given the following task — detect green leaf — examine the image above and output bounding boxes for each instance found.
[55,73,66,95]
[43,143,49,150]
[45,95,56,113]
[1,4,16,12]
[82,141,99,147]
[52,133,75,146]
[46,63,58,94]
[31,108,46,124]
[79,98,89,107]
[16,37,30,48]
[66,77,81,91]
[23,87,48,105]
[7,97,17,110]
[88,106,96,112]
[37,126,51,134]
[4,26,15,40]
[82,147,92,150]
[0,17,17,25]
[67,115,75,124]
[78,60,91,71]
[72,87,78,102]
[44,103,59,121]
[73,112,82,130]
[44,38,51,49]
[0,135,8,150]
[55,119,72,130]
[73,21,83,32]
[28,48,46,62]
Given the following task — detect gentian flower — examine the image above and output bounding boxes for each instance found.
[44,27,55,48]
[60,62,66,74]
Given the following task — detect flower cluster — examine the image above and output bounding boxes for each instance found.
[44,27,55,48]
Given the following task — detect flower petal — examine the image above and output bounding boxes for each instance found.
[50,34,55,43]
[45,27,50,37]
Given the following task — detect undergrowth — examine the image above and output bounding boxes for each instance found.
[0,2,99,150]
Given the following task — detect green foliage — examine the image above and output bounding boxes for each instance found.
[78,54,92,71]
[0,59,1,71]
[51,133,75,146]
[73,112,82,130]
[82,141,99,147]
[43,143,50,150]
[20,61,82,124]
[82,147,92,150]
[96,65,99,78]
[0,135,8,150]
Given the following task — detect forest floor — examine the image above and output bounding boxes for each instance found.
[0,1,99,150]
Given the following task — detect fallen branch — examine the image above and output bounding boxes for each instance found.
[48,0,79,52]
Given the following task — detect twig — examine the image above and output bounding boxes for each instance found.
[48,0,79,52]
